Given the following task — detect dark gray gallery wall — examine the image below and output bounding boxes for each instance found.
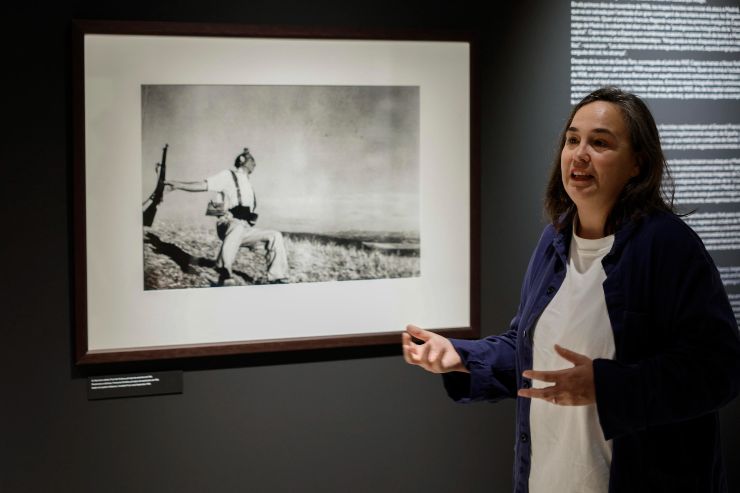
[1,2,738,492]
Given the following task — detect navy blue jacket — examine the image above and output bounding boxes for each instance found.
[443,211,740,492]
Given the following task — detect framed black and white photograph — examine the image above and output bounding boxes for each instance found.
[72,20,479,363]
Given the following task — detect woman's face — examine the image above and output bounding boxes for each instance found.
[560,101,640,217]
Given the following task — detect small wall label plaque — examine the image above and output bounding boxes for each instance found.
[88,371,183,400]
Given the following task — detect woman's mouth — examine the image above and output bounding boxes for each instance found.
[571,171,593,182]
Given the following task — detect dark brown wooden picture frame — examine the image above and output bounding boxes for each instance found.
[72,20,480,364]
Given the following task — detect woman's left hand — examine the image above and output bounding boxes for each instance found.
[517,344,595,406]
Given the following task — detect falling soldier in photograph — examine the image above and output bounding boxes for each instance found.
[165,147,289,286]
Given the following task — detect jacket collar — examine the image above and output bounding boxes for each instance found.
[551,211,642,265]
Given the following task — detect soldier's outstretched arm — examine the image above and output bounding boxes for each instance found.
[165,180,207,192]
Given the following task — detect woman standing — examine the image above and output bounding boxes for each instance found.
[403,87,740,492]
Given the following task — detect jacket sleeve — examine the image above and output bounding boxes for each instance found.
[441,226,557,403]
[441,322,519,403]
[594,218,740,440]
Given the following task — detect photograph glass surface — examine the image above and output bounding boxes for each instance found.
[76,27,472,360]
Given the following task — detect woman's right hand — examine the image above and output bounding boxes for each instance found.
[402,324,468,374]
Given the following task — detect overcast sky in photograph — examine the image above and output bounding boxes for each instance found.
[141,84,419,233]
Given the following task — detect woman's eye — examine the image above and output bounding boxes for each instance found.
[567,137,578,144]
[593,140,607,147]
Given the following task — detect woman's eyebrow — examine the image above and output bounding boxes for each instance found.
[567,126,617,138]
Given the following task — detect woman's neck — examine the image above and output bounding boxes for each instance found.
[575,209,609,239]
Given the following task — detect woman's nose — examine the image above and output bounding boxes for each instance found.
[573,142,590,164]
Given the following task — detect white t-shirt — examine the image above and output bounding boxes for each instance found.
[528,226,616,493]
[206,168,255,211]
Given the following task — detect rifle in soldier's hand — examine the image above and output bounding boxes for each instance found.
[142,144,169,227]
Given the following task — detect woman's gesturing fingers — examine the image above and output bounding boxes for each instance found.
[405,324,434,342]
[517,345,596,406]
[401,331,418,365]
[553,344,591,365]
[401,325,468,374]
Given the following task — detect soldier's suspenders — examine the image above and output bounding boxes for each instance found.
[229,170,256,211]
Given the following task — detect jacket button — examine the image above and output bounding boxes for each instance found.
[546,286,555,295]
[520,433,529,443]
[522,381,530,389]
